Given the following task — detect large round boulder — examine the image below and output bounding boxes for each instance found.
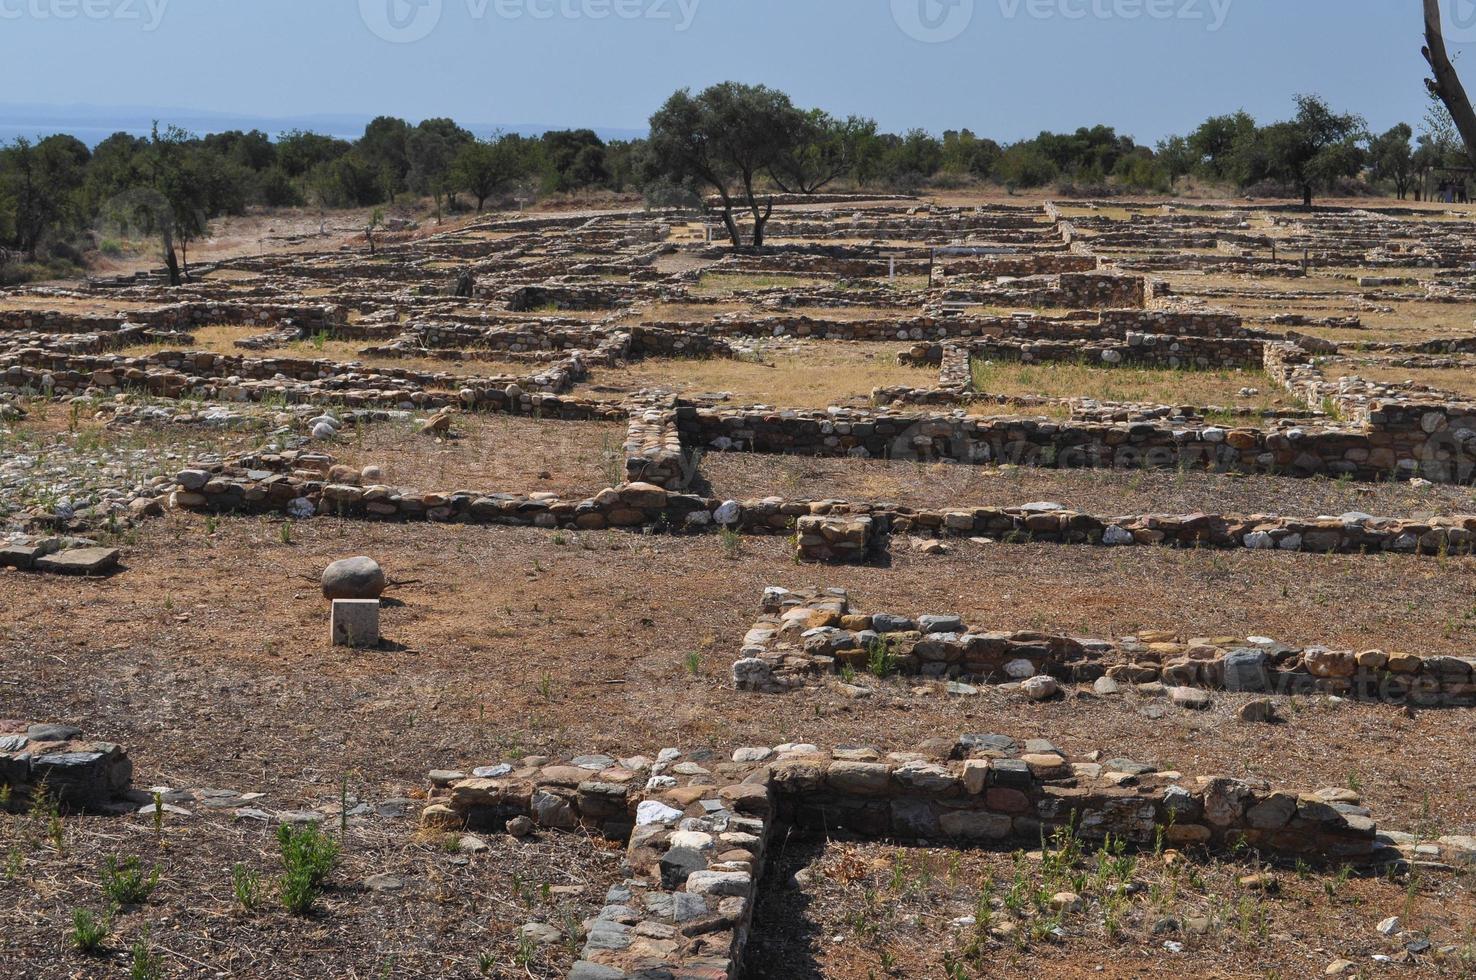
[322,557,386,600]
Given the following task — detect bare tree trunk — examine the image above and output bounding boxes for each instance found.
[1425,0,1476,168]
[162,225,181,287]
[739,174,773,249]
[750,198,774,247]
[713,187,742,247]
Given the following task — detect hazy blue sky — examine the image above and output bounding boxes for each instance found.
[0,0,1462,144]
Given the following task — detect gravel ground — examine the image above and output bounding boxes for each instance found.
[700,452,1476,519]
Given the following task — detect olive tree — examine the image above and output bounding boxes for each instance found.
[100,125,210,285]
[452,138,527,212]
[646,82,803,247]
[769,112,876,195]
[1370,123,1416,199]
[1261,96,1366,207]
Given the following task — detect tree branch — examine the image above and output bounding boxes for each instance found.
[1424,0,1476,169]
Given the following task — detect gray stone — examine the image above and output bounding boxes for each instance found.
[1005,658,1037,679]
[871,614,915,633]
[35,548,119,576]
[1246,793,1298,830]
[958,734,1018,758]
[919,615,964,634]
[892,761,958,793]
[939,809,1012,840]
[321,557,386,600]
[1237,699,1279,723]
[472,764,512,779]
[1102,759,1156,776]
[660,846,709,888]
[0,544,40,570]
[531,791,578,830]
[732,747,773,763]
[1222,649,1270,693]
[519,922,564,945]
[25,724,80,743]
[890,798,941,837]
[362,873,404,892]
[636,800,684,826]
[686,870,750,897]
[990,759,1032,788]
[583,920,632,951]
[672,891,709,921]
[1022,675,1059,700]
[1170,687,1211,710]
[331,599,380,648]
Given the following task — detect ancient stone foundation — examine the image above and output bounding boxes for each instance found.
[420,733,1441,978]
[733,588,1476,707]
[0,722,133,810]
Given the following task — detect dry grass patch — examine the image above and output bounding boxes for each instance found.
[330,413,625,495]
[690,272,829,297]
[748,837,1476,979]
[118,325,531,378]
[701,450,1476,515]
[0,295,159,313]
[586,342,937,407]
[1342,363,1476,400]
[968,360,1289,411]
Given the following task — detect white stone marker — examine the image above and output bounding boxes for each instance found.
[331,599,380,648]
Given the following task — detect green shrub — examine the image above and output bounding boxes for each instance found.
[277,823,339,915]
[129,929,164,980]
[69,908,109,954]
[102,855,161,908]
[866,637,896,679]
[231,863,261,911]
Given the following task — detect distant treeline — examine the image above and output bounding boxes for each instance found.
[0,84,1464,278]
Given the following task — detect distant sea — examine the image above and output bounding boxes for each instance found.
[0,104,645,147]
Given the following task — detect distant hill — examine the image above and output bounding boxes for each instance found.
[0,102,647,146]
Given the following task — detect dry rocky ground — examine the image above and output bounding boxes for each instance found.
[5,192,1476,978]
